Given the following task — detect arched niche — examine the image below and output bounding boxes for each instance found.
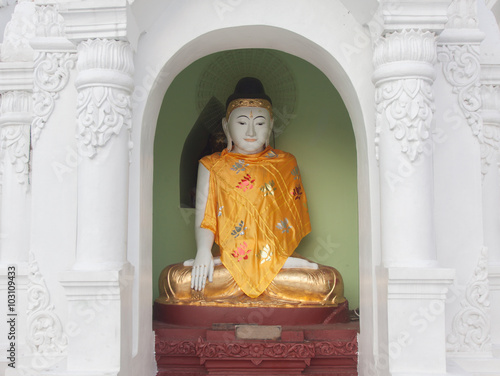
[129,18,379,375]
[152,48,359,308]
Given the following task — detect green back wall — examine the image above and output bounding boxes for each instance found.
[153,49,359,308]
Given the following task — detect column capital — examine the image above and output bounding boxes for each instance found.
[380,0,451,32]
[58,0,130,44]
[0,62,33,93]
[373,29,437,83]
[75,38,134,92]
[373,29,437,163]
[74,38,134,159]
[0,90,32,124]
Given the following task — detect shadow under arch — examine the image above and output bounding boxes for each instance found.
[131,24,377,374]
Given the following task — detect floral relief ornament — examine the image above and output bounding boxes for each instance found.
[76,85,133,158]
[446,0,478,29]
[27,252,68,371]
[373,30,437,162]
[1,125,30,189]
[32,51,77,145]
[75,39,134,159]
[447,247,491,352]
[375,78,434,162]
[437,44,482,139]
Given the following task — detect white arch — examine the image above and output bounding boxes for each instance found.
[128,2,380,373]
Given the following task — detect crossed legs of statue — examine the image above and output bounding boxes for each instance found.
[157,254,345,307]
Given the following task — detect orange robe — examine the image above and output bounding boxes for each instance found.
[200,146,311,298]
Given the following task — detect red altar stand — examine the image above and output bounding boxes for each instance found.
[153,301,358,376]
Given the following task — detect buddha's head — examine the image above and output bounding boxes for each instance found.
[222,77,274,155]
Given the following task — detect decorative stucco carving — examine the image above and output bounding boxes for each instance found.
[447,247,491,352]
[27,252,68,370]
[446,0,478,28]
[34,5,65,38]
[0,0,35,62]
[438,44,482,136]
[0,91,32,188]
[373,30,437,67]
[75,39,134,158]
[31,5,76,145]
[438,43,490,175]
[373,30,436,162]
[32,51,76,145]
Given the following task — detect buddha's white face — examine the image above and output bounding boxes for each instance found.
[222,106,273,155]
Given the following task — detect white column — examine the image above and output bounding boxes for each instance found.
[0,76,32,371]
[374,2,455,374]
[73,38,134,270]
[0,90,31,264]
[56,2,137,374]
[480,64,500,353]
[59,38,135,375]
[374,30,438,268]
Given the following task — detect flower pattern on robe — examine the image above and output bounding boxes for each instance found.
[260,180,276,196]
[231,220,247,238]
[291,186,302,200]
[291,166,300,180]
[259,244,272,264]
[276,218,292,233]
[231,159,248,173]
[232,242,252,262]
[236,174,255,192]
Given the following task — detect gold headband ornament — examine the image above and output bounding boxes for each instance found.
[226,98,273,120]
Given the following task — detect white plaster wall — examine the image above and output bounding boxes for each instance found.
[129,0,380,374]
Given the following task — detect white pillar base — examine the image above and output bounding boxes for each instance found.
[386,267,455,375]
[447,356,500,375]
[59,263,134,375]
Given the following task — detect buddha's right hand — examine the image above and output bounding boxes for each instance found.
[191,249,214,291]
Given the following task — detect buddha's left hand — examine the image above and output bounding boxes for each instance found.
[190,248,214,291]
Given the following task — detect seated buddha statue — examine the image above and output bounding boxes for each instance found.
[156,77,345,307]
